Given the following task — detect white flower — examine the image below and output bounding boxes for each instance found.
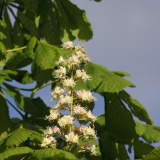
[56,56,66,66]
[86,111,97,122]
[67,55,80,68]
[58,115,74,127]
[76,90,96,102]
[45,109,60,121]
[76,50,89,63]
[79,126,96,139]
[76,69,91,82]
[55,66,66,78]
[43,126,53,136]
[85,144,97,155]
[59,95,72,105]
[65,132,79,144]
[51,86,65,99]
[62,78,76,88]
[62,41,73,49]
[41,136,56,148]
[73,105,87,115]
[75,45,85,53]
[52,126,61,135]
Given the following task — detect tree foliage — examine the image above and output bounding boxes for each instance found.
[0,0,160,159]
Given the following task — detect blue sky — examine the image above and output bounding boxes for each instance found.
[69,0,160,126]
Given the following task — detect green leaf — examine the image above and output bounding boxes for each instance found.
[118,91,152,124]
[16,10,39,38]
[135,121,146,136]
[3,88,49,117]
[104,93,137,142]
[54,0,93,41]
[143,147,160,160]
[0,90,13,134]
[111,71,130,77]
[99,131,129,160]
[0,32,6,40]
[4,51,32,70]
[6,127,33,147]
[0,147,33,160]
[0,70,18,84]
[84,62,135,92]
[32,148,77,160]
[134,139,154,158]
[142,125,160,143]
[94,115,107,136]
[35,42,72,70]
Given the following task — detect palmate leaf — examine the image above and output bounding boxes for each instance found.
[32,148,77,160]
[6,127,33,147]
[0,90,13,134]
[2,8,13,49]
[135,121,146,136]
[0,70,18,84]
[84,62,135,93]
[35,42,72,70]
[0,147,33,160]
[38,0,61,44]
[3,87,49,118]
[134,139,154,158]
[143,147,160,160]
[54,0,93,41]
[142,124,160,143]
[118,90,152,124]
[16,10,39,38]
[104,93,137,142]
[99,131,129,160]
[94,115,106,136]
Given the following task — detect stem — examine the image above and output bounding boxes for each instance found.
[0,91,24,119]
[30,79,58,99]
[4,46,27,53]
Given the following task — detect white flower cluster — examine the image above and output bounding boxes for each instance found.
[41,41,97,156]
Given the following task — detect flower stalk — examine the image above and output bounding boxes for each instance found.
[41,41,98,156]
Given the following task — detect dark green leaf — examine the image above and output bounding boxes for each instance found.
[94,115,106,136]
[99,131,129,159]
[0,90,13,134]
[16,10,39,38]
[134,139,154,158]
[119,90,152,124]
[32,148,77,160]
[104,93,137,142]
[55,0,93,41]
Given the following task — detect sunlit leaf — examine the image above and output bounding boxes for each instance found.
[0,147,33,160]
[54,0,93,41]
[6,127,33,147]
[142,125,160,143]
[135,121,146,136]
[84,62,135,92]
[32,148,77,160]
[143,147,160,160]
